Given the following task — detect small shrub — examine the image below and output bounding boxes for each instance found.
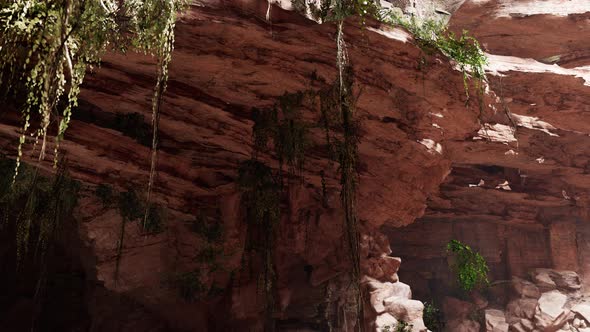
[396,321,413,332]
[95,183,114,208]
[424,301,445,332]
[446,240,489,292]
[381,321,413,332]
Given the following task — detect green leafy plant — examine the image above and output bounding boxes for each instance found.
[395,321,413,332]
[378,10,487,101]
[424,301,445,331]
[446,240,490,292]
[381,320,413,332]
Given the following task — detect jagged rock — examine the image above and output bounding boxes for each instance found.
[367,279,411,314]
[548,270,582,292]
[573,317,588,329]
[521,319,534,331]
[509,319,534,332]
[485,309,509,332]
[534,290,572,331]
[384,298,424,324]
[509,321,527,332]
[571,303,590,324]
[511,276,541,299]
[446,319,481,332]
[506,298,538,321]
[530,269,558,292]
[364,256,403,282]
[443,296,477,321]
[375,313,398,332]
[472,291,490,309]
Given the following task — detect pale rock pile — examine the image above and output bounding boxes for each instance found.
[445,269,590,332]
[360,233,428,332]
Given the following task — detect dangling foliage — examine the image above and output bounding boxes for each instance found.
[237,159,281,332]
[377,9,487,102]
[252,91,310,180]
[0,155,79,267]
[0,0,187,230]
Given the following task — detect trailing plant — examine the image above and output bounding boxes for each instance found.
[0,155,79,266]
[446,240,489,292]
[289,1,370,329]
[114,187,143,283]
[237,159,281,332]
[118,188,144,222]
[0,0,187,231]
[252,91,310,181]
[377,10,487,102]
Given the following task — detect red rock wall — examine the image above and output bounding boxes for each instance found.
[0,1,483,331]
[388,0,590,305]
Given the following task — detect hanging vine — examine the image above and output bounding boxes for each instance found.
[237,159,281,332]
[0,154,79,268]
[0,0,186,222]
[237,90,311,331]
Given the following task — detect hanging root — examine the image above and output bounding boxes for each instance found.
[143,1,177,230]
